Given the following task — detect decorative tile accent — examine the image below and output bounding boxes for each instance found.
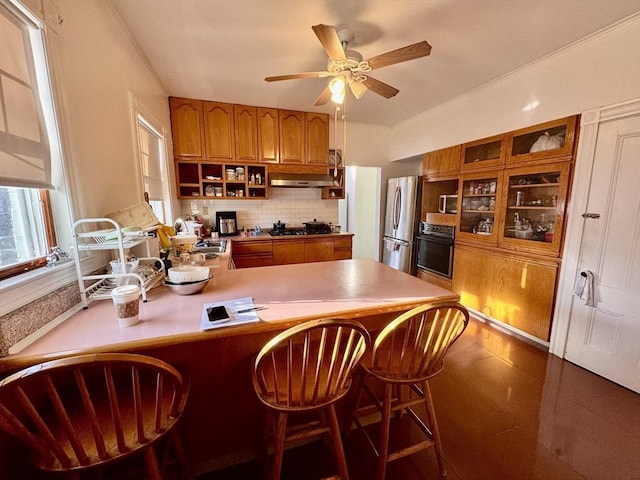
[0,282,80,357]
[182,188,339,231]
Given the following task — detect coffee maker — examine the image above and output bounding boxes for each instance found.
[215,211,237,237]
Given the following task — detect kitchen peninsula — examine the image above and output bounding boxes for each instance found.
[0,259,458,476]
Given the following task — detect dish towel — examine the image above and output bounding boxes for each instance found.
[384,238,400,252]
[573,270,595,306]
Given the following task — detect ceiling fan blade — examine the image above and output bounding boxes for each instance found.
[368,41,432,70]
[362,76,399,99]
[312,24,346,61]
[314,85,332,106]
[350,80,367,99]
[265,71,329,82]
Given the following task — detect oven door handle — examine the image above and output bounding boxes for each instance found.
[417,234,454,246]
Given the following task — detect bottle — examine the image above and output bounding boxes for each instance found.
[256,172,262,185]
[514,212,521,231]
[250,172,255,185]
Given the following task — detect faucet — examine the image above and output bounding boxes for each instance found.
[173,217,188,234]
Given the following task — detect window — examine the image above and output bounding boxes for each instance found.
[0,0,60,280]
[135,111,172,224]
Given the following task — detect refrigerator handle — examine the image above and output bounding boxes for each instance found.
[393,186,401,230]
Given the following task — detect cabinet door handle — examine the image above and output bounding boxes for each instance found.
[581,213,600,219]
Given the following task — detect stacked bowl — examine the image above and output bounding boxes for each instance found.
[164,265,211,295]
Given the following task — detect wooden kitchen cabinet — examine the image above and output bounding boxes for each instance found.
[453,244,559,341]
[169,97,205,159]
[233,236,352,268]
[334,236,353,260]
[498,162,571,256]
[204,101,235,161]
[506,116,577,166]
[273,239,305,265]
[305,112,329,165]
[422,145,461,179]
[279,109,305,164]
[257,107,280,163]
[460,134,506,172]
[457,170,503,244]
[234,104,258,163]
[232,240,273,268]
[304,238,335,263]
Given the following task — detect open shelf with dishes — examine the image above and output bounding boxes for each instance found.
[322,166,344,199]
[176,161,267,199]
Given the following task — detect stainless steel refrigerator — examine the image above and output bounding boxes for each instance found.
[382,176,421,273]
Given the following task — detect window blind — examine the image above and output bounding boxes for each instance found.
[0,1,52,189]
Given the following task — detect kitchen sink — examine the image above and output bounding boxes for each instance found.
[193,239,227,254]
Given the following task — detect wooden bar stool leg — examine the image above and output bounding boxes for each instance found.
[170,428,195,480]
[377,383,393,480]
[326,404,350,480]
[271,412,288,480]
[143,446,163,480]
[423,381,446,477]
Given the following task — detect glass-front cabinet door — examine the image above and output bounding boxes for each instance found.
[457,171,502,243]
[498,162,571,255]
[460,134,506,172]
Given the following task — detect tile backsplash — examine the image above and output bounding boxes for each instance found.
[181,188,339,231]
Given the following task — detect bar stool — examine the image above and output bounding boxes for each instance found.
[251,319,370,480]
[350,303,469,480]
[0,353,192,479]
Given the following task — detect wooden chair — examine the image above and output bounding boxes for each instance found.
[0,353,192,479]
[350,303,469,480]
[251,319,370,480]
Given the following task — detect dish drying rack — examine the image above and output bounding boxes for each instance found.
[72,218,165,308]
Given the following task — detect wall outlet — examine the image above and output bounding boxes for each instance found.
[202,206,208,215]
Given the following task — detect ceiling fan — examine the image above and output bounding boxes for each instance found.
[264,24,432,106]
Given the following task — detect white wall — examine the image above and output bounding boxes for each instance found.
[50,0,171,221]
[388,14,640,160]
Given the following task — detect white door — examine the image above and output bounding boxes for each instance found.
[564,112,640,393]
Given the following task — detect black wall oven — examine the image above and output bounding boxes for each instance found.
[415,224,455,278]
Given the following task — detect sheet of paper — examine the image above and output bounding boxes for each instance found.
[200,296,261,331]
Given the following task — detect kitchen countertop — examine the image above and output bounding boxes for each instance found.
[0,258,457,372]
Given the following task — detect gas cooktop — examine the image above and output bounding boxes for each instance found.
[269,228,332,236]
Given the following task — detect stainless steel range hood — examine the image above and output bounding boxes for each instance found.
[269,172,334,188]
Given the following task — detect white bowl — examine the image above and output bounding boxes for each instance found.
[164,277,210,295]
[167,265,210,283]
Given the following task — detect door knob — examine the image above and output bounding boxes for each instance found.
[581,213,600,219]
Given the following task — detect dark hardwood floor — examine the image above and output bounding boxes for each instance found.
[197,317,640,480]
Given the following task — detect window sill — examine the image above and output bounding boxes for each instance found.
[0,261,79,317]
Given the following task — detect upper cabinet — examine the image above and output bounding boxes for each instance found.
[257,107,280,163]
[305,113,330,165]
[506,116,577,166]
[460,134,506,172]
[169,98,333,199]
[169,97,205,160]
[279,110,306,164]
[234,104,258,163]
[204,101,235,161]
[422,145,460,179]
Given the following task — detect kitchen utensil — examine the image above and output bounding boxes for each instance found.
[167,265,210,283]
[164,277,210,295]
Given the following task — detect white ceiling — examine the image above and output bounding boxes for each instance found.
[109,0,640,126]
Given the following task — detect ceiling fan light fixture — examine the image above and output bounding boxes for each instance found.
[329,76,346,104]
